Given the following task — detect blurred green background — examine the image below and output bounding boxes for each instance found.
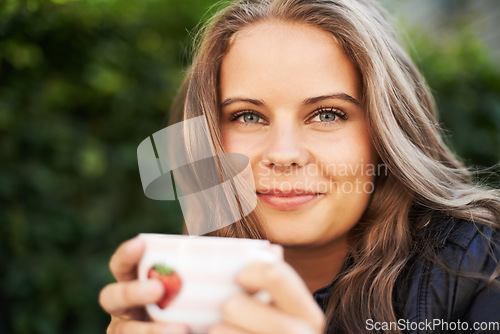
[1,0,499,333]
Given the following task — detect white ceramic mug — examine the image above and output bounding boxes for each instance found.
[138,233,283,333]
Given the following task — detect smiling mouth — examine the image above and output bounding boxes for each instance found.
[256,189,324,211]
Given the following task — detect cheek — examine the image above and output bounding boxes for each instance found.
[221,129,260,159]
[313,131,376,175]
[220,127,238,152]
[222,131,240,153]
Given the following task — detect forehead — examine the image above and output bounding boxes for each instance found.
[229,20,335,56]
[220,20,361,102]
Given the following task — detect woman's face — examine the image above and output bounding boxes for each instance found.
[220,21,378,247]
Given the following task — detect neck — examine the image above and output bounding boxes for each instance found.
[283,237,348,294]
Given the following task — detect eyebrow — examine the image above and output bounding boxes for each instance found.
[220,93,360,107]
[302,93,360,106]
[220,97,265,107]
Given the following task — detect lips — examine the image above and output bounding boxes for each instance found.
[256,188,324,211]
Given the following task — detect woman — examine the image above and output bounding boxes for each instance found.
[99,0,500,333]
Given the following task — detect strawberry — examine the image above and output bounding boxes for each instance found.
[147,264,182,309]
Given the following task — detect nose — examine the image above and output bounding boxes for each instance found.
[261,122,310,168]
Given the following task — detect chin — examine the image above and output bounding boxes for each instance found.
[264,226,321,246]
[260,210,322,244]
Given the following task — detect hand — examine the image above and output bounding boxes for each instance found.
[99,237,189,334]
[210,261,326,334]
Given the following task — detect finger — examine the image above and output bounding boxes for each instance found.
[236,262,324,328]
[222,293,319,334]
[107,316,189,334]
[99,279,164,316]
[109,237,145,281]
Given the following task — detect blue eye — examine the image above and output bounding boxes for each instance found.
[309,107,347,124]
[242,113,260,123]
[318,111,337,122]
[231,111,265,124]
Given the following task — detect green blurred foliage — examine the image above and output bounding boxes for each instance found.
[0,0,218,333]
[407,26,500,172]
[1,1,499,333]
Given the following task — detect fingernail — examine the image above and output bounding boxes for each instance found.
[163,323,189,334]
[140,280,163,297]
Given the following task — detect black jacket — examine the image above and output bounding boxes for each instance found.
[313,218,500,333]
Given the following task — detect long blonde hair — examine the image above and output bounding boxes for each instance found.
[169,0,500,332]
